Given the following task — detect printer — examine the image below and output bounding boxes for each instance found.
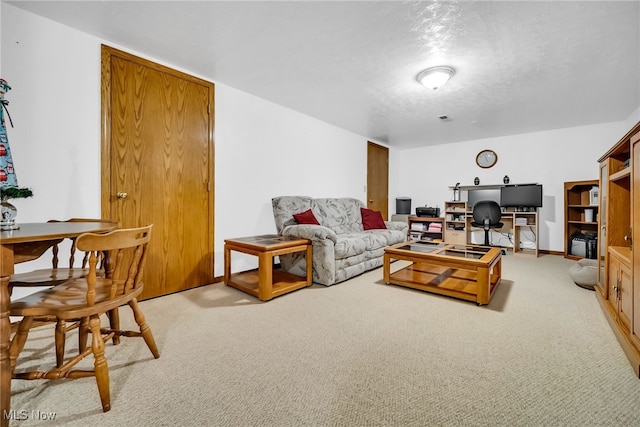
[416,206,440,217]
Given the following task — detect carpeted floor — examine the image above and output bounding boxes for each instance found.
[8,254,640,426]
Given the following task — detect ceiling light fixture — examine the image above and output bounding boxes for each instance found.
[417,66,455,91]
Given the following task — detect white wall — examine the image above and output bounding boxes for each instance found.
[2,5,103,225]
[215,85,376,273]
[624,106,640,129]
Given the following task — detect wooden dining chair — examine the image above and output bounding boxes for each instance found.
[9,225,159,413]
[9,218,116,288]
[9,218,119,367]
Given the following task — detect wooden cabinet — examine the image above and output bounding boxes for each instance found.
[564,180,599,259]
[632,131,640,349]
[407,216,443,241]
[608,247,632,330]
[596,121,640,377]
[444,201,467,244]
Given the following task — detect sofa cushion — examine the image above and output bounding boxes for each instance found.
[312,198,364,234]
[293,209,320,225]
[362,232,389,251]
[360,207,387,230]
[368,229,407,246]
[334,233,368,258]
[272,196,314,234]
[334,231,391,259]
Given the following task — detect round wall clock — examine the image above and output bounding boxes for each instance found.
[476,149,498,168]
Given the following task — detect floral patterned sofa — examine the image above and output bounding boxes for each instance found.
[272,196,408,286]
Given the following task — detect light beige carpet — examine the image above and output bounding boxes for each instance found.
[8,254,640,426]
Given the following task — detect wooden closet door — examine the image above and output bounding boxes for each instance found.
[367,142,389,219]
[101,45,214,299]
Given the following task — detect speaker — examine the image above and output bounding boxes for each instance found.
[396,197,411,215]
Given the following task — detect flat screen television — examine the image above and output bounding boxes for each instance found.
[500,184,543,208]
[467,188,501,209]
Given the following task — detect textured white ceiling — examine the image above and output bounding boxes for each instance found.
[6,0,640,148]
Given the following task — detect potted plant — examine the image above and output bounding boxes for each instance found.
[0,186,33,230]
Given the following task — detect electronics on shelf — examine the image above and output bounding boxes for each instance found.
[416,206,440,217]
[500,184,543,208]
[467,188,501,209]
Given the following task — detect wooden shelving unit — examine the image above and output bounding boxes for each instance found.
[407,216,444,241]
[595,121,640,377]
[564,180,599,260]
[443,201,467,244]
[512,210,539,257]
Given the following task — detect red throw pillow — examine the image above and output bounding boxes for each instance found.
[293,209,320,225]
[361,207,387,230]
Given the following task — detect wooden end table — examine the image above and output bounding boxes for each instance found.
[224,234,312,301]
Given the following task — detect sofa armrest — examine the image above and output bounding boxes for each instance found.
[281,224,338,244]
[385,220,409,233]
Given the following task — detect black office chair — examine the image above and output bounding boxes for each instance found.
[471,200,504,246]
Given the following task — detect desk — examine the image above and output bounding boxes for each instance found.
[443,202,538,256]
[0,220,118,427]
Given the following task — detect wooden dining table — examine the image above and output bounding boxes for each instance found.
[0,220,118,427]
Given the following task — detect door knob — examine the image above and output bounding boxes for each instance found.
[368,199,374,203]
[116,192,128,199]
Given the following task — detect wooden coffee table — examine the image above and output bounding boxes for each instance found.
[383,241,502,305]
[224,234,312,301]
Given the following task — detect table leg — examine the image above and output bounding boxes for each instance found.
[257,252,273,301]
[494,255,502,280]
[1,274,11,427]
[305,244,312,286]
[476,266,489,305]
[224,244,231,285]
[383,253,390,284]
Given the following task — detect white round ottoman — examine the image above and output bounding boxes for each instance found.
[568,258,599,290]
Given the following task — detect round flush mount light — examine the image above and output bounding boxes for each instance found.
[417,66,455,91]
